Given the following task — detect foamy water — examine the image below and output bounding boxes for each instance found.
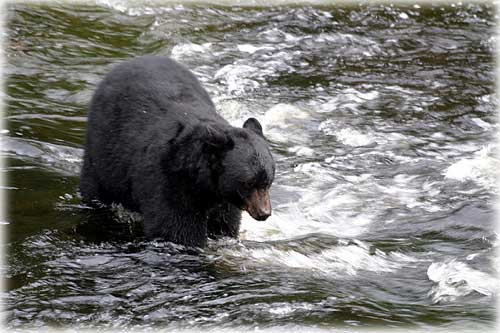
[427,260,499,303]
[444,144,499,192]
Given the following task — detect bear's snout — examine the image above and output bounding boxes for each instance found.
[245,189,272,221]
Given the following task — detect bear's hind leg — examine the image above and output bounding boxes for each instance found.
[80,154,107,206]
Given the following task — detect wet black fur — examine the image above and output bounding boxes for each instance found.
[80,56,275,247]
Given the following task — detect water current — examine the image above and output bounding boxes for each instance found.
[2,1,498,331]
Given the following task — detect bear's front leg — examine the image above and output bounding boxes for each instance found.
[207,202,242,239]
[142,203,208,247]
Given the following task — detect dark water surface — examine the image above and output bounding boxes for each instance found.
[2,1,498,331]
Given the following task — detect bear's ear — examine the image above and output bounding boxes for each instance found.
[201,123,234,151]
[243,118,264,138]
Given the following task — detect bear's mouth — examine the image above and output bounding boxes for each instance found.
[245,189,271,221]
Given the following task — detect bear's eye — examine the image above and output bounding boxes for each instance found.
[243,180,255,190]
[254,169,270,187]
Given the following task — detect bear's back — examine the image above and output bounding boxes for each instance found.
[93,56,216,119]
[82,56,222,209]
[86,56,222,156]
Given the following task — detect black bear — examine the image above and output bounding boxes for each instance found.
[80,56,275,247]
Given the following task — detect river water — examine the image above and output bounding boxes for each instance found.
[2,1,498,331]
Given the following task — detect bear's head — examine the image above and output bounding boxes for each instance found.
[201,118,275,221]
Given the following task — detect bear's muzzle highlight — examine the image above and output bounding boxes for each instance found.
[245,189,271,221]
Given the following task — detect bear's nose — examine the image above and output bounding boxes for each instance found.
[254,209,271,221]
